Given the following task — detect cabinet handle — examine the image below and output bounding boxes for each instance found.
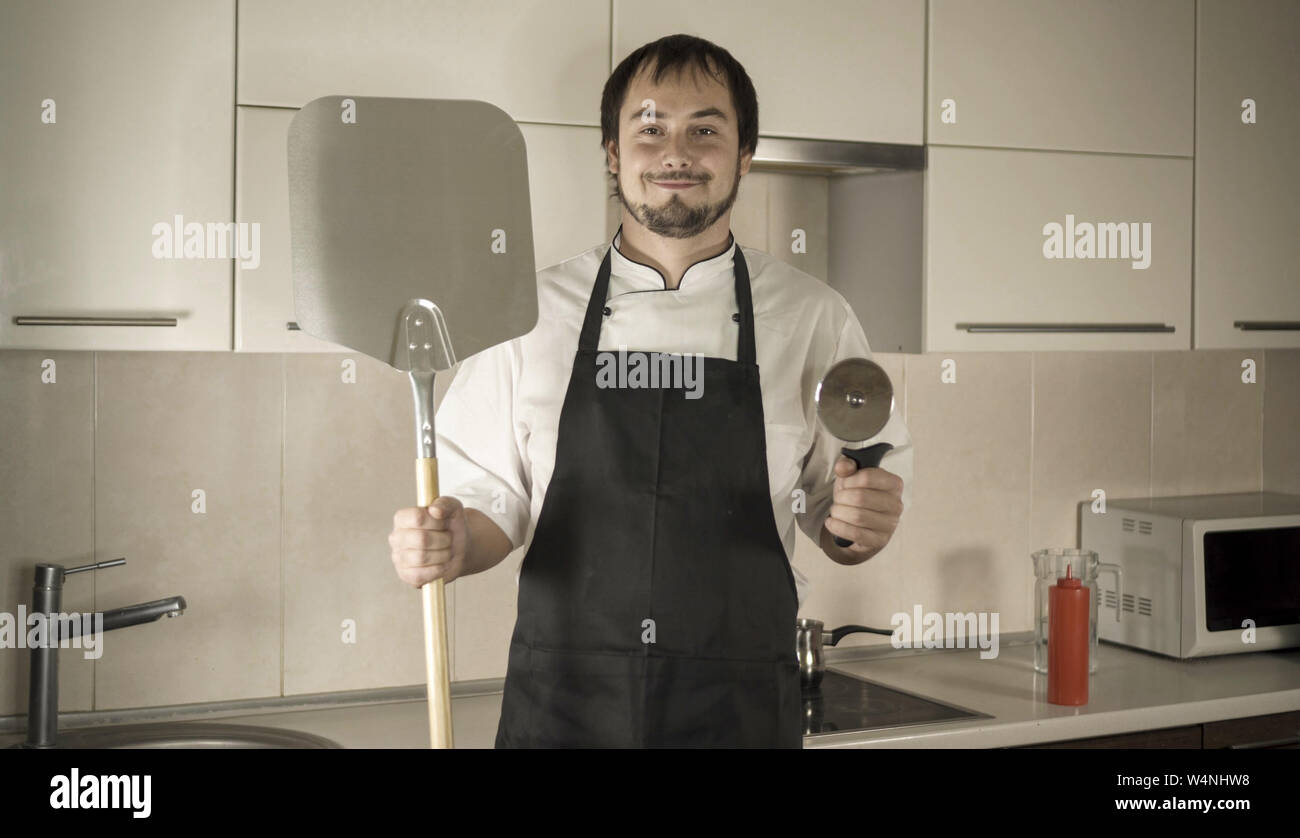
[1233,321,1300,331]
[954,322,1175,333]
[1226,732,1300,749]
[13,316,177,327]
[287,321,300,330]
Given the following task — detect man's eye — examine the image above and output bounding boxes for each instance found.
[640,126,717,136]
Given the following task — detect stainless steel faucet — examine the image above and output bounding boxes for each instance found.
[22,558,186,749]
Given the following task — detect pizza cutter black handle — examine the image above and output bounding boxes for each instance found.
[831,442,895,548]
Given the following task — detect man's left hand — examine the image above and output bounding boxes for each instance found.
[823,455,904,561]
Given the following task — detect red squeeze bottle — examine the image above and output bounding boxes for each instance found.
[1047,565,1089,706]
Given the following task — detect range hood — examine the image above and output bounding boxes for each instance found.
[749,136,925,175]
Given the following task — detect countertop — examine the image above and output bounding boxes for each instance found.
[4,634,1299,748]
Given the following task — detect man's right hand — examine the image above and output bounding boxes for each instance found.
[389,497,471,588]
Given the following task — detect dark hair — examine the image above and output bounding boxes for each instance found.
[600,34,759,165]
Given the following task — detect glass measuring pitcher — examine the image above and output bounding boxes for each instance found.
[1031,548,1123,674]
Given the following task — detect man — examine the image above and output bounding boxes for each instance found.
[388,34,912,748]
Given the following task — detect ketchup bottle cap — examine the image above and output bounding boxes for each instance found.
[1057,564,1082,588]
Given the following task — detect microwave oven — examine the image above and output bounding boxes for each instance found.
[1079,492,1300,659]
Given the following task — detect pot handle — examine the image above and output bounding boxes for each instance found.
[827,624,895,645]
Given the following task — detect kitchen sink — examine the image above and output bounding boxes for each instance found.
[32,721,343,749]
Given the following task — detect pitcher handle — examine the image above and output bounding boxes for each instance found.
[1097,561,1123,623]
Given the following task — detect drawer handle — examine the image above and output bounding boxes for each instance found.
[1233,321,1300,331]
[13,316,177,327]
[954,322,1175,333]
[287,321,300,331]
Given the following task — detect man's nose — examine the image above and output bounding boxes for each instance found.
[661,135,692,169]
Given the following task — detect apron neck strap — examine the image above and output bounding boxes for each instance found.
[578,241,757,366]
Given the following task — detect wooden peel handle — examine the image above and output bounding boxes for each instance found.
[416,457,454,749]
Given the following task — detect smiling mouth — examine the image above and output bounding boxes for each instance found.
[653,180,702,189]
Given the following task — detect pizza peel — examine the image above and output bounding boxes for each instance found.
[814,357,895,548]
[288,96,538,748]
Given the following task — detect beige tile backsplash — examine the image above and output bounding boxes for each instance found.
[1030,352,1154,553]
[3,345,1294,715]
[0,352,96,715]
[92,352,283,709]
[1263,350,1300,496]
[281,353,448,696]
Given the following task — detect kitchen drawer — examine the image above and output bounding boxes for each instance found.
[1011,709,1300,748]
[1014,724,1202,749]
[1203,710,1300,750]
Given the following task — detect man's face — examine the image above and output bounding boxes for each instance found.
[607,62,752,240]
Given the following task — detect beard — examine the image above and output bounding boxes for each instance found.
[613,157,743,240]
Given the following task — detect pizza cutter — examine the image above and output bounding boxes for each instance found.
[814,357,895,548]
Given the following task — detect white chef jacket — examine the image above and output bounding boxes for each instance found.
[434,227,914,610]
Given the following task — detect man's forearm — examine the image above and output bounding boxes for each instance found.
[461,508,515,576]
[818,519,884,565]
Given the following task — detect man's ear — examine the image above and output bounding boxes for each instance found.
[739,149,753,178]
[606,139,619,175]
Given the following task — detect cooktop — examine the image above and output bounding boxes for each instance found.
[801,668,991,737]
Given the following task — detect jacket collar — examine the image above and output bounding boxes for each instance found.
[609,223,736,292]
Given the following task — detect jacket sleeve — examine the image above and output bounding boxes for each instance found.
[795,300,914,547]
[432,339,532,550]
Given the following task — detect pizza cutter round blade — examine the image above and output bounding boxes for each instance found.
[815,357,895,547]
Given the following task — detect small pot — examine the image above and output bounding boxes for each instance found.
[796,618,894,688]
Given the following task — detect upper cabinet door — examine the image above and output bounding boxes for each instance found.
[928,0,1194,156]
[0,0,235,351]
[1194,0,1300,349]
[235,107,348,353]
[235,107,608,352]
[614,0,925,145]
[237,0,609,122]
[925,146,1191,352]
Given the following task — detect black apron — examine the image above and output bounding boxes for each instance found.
[494,242,802,748]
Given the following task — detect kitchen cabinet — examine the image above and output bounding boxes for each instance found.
[1014,709,1300,749]
[829,170,923,353]
[1193,0,1300,349]
[0,0,235,351]
[1202,709,1300,749]
[927,0,1193,156]
[235,107,346,353]
[924,146,1192,352]
[235,107,609,351]
[614,0,925,145]
[236,0,608,122]
[1015,724,1203,749]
